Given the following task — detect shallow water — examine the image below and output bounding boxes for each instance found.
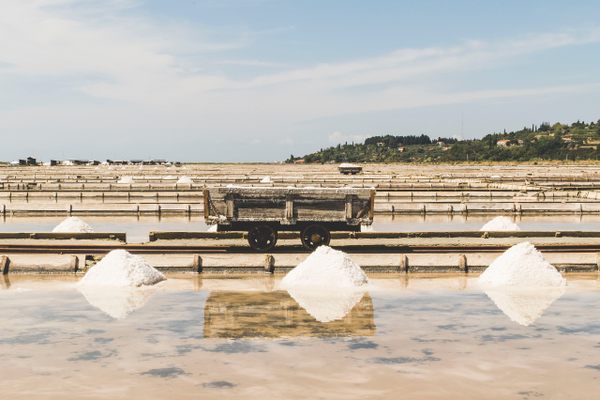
[0,275,599,399]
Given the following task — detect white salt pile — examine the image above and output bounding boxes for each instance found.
[483,287,565,326]
[206,224,217,232]
[360,224,374,232]
[79,249,165,287]
[177,176,193,184]
[280,246,368,290]
[118,176,133,184]
[260,176,272,183]
[478,242,566,288]
[480,216,520,231]
[52,217,94,233]
[78,285,157,319]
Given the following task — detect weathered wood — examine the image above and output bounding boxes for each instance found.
[193,254,203,273]
[0,256,10,275]
[264,254,275,273]
[458,254,468,273]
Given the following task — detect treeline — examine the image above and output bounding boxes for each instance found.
[288,120,600,163]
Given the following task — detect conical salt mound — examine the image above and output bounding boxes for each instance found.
[480,216,520,231]
[280,246,368,289]
[52,217,94,233]
[79,250,165,287]
[484,287,565,326]
[177,176,193,184]
[478,242,565,288]
[118,176,133,184]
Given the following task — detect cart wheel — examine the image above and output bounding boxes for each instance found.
[300,224,331,250]
[247,225,278,252]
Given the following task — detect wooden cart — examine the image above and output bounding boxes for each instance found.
[204,186,375,251]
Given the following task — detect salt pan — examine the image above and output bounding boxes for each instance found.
[280,246,368,290]
[478,242,566,288]
[260,176,272,183]
[177,176,193,184]
[52,217,94,233]
[79,249,165,287]
[480,216,520,231]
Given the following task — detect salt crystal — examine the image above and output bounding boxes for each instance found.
[478,242,566,288]
[52,217,94,233]
[79,249,165,287]
[118,176,133,184]
[480,216,520,231]
[260,176,272,183]
[280,246,368,290]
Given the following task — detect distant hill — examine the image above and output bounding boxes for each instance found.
[288,120,600,163]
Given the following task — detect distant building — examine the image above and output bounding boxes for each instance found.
[496,139,511,147]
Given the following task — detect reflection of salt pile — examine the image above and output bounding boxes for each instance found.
[479,242,566,326]
[260,176,272,183]
[483,287,565,326]
[80,250,165,287]
[177,176,193,184]
[480,216,520,231]
[118,176,133,184]
[78,285,157,319]
[479,242,566,288]
[287,288,365,323]
[280,246,368,322]
[281,246,368,289]
[52,217,94,233]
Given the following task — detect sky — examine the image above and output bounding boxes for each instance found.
[1,0,600,162]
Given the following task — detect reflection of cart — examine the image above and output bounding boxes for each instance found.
[203,291,375,338]
[204,187,375,251]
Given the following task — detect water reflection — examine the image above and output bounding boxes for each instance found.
[78,285,158,319]
[483,287,566,326]
[286,288,366,323]
[203,290,375,338]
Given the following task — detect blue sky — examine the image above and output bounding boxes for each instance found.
[1,0,600,161]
